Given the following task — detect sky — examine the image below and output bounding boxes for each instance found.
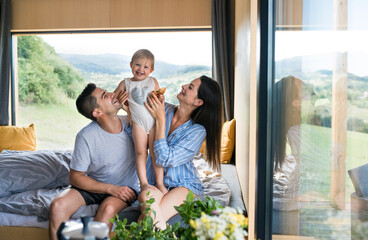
[41,31,212,66]
[40,29,368,76]
[275,31,368,76]
[275,30,368,60]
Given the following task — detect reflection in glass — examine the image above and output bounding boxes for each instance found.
[273,0,368,238]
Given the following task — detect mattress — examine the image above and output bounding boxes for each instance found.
[0,151,234,228]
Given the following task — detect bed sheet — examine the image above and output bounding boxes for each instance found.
[0,151,231,227]
[0,150,72,198]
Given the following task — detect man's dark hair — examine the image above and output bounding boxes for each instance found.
[76,83,99,121]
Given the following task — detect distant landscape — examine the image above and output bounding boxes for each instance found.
[59,53,211,104]
[60,52,368,130]
[16,35,368,150]
[16,36,211,149]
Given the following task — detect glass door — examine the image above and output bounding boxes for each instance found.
[272,0,368,239]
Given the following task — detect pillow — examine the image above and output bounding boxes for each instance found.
[220,119,236,163]
[199,119,236,164]
[0,124,36,153]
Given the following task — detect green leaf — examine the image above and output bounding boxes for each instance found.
[186,190,194,202]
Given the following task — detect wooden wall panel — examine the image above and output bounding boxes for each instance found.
[111,0,211,29]
[234,0,254,238]
[234,0,250,209]
[248,1,258,239]
[275,0,303,29]
[11,0,211,32]
[11,0,111,31]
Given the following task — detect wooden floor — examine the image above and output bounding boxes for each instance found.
[0,227,117,240]
[0,226,49,240]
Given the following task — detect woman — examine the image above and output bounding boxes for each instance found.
[272,76,317,234]
[140,75,223,229]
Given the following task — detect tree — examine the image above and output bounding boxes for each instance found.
[17,36,84,104]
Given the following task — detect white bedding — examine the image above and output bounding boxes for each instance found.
[0,151,231,227]
[193,154,231,207]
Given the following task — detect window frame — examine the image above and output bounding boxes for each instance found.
[10,28,212,125]
[255,0,275,239]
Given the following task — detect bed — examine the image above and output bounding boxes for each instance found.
[0,149,244,240]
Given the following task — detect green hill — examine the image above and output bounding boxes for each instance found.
[60,53,211,79]
[17,36,84,104]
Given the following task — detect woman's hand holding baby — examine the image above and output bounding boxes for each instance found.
[145,93,165,122]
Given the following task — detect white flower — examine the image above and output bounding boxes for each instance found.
[208,228,216,238]
[191,207,248,240]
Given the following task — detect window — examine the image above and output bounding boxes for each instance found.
[15,31,212,150]
[272,0,368,238]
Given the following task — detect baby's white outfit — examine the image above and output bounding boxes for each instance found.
[125,76,155,133]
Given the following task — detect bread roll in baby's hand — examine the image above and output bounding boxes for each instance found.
[152,87,166,96]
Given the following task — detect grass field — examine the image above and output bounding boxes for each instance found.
[17,99,91,150]
[298,124,368,202]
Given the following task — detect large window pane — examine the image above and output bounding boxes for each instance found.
[15,31,212,150]
[273,0,368,239]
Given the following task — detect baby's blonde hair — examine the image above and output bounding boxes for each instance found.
[131,49,155,69]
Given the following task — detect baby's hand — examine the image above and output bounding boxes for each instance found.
[117,90,129,111]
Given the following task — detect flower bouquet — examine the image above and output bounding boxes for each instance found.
[189,207,248,240]
[110,191,248,240]
[175,191,248,240]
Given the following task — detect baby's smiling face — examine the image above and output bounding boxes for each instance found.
[130,57,154,81]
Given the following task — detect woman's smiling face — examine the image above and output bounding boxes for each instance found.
[177,78,203,107]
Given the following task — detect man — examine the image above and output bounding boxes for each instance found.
[49,83,139,240]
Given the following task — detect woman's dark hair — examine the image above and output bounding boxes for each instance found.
[273,76,302,170]
[191,75,223,172]
[76,83,99,121]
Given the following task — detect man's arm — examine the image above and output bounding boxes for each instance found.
[69,169,136,203]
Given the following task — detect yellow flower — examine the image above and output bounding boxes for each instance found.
[201,216,209,223]
[214,232,225,240]
[236,214,247,226]
[228,223,236,233]
[189,219,196,228]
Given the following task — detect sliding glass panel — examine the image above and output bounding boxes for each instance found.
[272,0,368,239]
[14,31,212,150]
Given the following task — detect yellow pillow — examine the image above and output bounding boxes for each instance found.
[0,124,36,153]
[200,140,206,154]
[220,119,236,163]
[199,119,236,164]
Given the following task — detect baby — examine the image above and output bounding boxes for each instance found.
[114,49,167,194]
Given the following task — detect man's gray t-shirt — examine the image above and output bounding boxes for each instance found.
[71,115,139,193]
